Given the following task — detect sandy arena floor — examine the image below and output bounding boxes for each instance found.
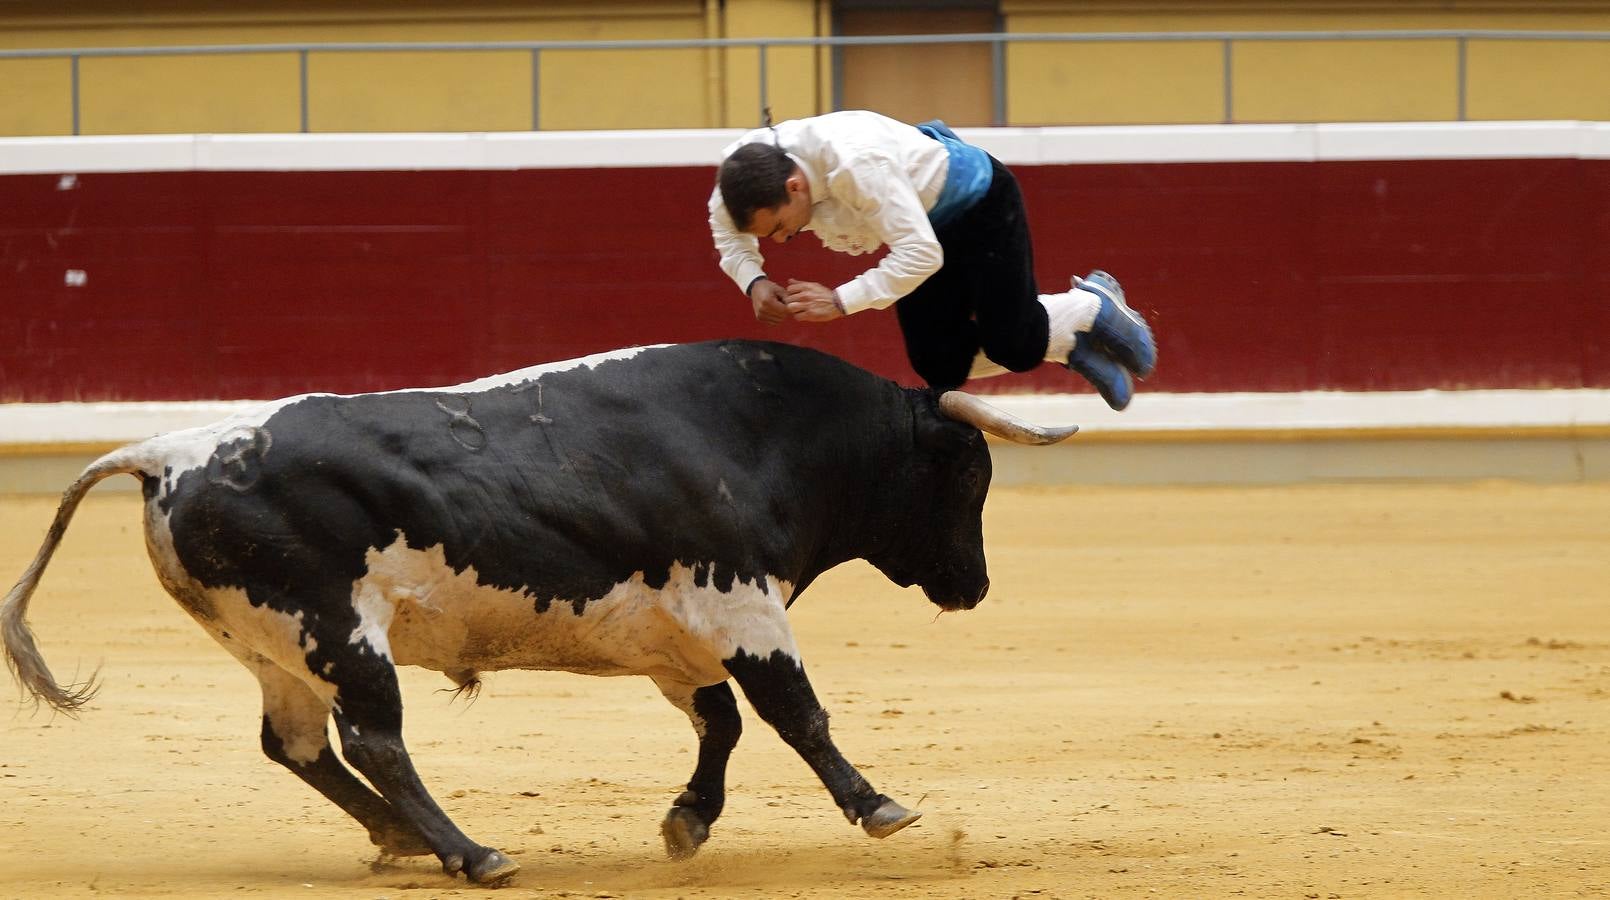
[2,481,1608,899]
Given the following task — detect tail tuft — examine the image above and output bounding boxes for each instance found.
[1,445,153,714]
[442,668,483,704]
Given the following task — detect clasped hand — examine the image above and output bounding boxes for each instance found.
[749,278,844,325]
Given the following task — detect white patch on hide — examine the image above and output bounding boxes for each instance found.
[143,501,328,690]
[653,681,709,739]
[348,579,396,661]
[256,665,337,766]
[441,344,659,394]
[138,418,281,485]
[266,709,327,766]
[350,533,797,687]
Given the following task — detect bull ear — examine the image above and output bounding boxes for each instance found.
[937,391,1079,445]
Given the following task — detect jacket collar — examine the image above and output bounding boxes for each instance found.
[787,152,827,206]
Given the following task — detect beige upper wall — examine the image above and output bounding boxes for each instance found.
[2,0,1608,135]
[0,1,744,134]
[1003,0,1610,124]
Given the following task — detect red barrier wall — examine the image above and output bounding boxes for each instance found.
[2,158,1606,402]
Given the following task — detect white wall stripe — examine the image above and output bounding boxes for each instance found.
[7,390,1610,448]
[2,121,1608,175]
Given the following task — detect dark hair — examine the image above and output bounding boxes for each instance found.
[718,142,795,231]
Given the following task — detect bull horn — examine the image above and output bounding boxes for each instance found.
[938,391,1079,445]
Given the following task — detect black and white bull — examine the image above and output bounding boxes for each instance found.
[2,339,1075,885]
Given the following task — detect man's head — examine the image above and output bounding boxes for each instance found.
[718,142,813,243]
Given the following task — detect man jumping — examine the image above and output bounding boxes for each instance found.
[707,109,1155,410]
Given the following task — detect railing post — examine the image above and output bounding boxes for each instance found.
[299,49,309,133]
[531,48,541,131]
[991,35,1006,126]
[70,54,80,136]
[829,40,842,113]
[758,42,769,124]
[1222,39,1234,124]
[1456,36,1467,121]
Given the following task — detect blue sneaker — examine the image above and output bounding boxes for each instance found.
[1066,335,1133,411]
[1078,270,1156,378]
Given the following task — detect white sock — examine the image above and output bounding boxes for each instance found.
[1041,286,1100,362]
[966,287,1101,379]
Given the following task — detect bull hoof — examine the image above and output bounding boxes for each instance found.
[466,849,520,886]
[660,806,710,860]
[861,798,922,839]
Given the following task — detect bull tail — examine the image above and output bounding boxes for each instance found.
[1,443,158,714]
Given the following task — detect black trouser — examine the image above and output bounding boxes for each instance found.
[895,157,1049,390]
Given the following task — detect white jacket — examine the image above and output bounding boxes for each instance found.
[707,110,951,315]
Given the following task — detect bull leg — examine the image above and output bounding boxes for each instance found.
[724,648,922,839]
[653,679,742,859]
[325,658,518,885]
[250,659,431,857]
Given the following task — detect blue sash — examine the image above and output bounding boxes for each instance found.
[916,120,993,229]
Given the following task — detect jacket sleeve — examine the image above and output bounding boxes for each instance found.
[708,183,768,298]
[830,155,944,315]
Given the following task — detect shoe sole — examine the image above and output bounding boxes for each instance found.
[1067,344,1133,411]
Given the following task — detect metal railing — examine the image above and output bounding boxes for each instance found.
[3,30,1608,133]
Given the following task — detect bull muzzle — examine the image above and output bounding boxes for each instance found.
[924,576,989,611]
[937,392,1079,445]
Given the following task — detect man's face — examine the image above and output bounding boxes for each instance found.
[745,174,812,244]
